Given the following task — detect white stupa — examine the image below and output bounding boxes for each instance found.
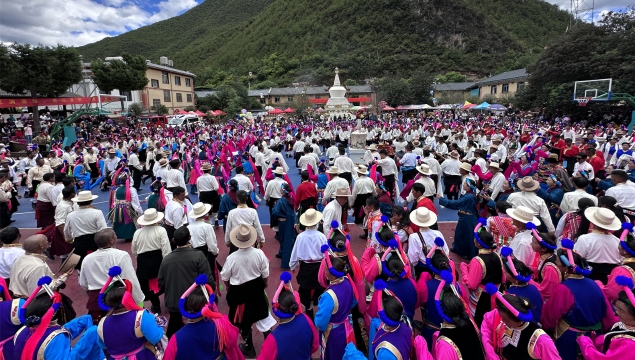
[325,68,351,119]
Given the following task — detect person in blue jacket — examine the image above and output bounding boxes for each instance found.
[535,175,564,227]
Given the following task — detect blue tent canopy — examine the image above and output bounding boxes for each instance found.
[475,102,490,109]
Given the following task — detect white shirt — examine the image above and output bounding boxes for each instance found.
[166,168,188,195]
[36,181,55,203]
[376,157,398,176]
[322,200,343,236]
[559,189,598,213]
[254,152,267,168]
[489,172,506,199]
[574,232,622,264]
[509,230,536,267]
[50,183,64,206]
[131,225,171,258]
[323,177,350,201]
[406,177,436,202]
[334,156,355,173]
[400,152,418,167]
[164,200,188,228]
[422,156,441,175]
[289,229,327,270]
[507,192,556,232]
[54,199,76,226]
[573,161,594,180]
[298,154,318,172]
[440,158,461,176]
[407,229,449,266]
[188,220,219,255]
[196,174,219,192]
[224,206,266,246]
[64,207,107,240]
[79,248,144,304]
[129,153,142,170]
[606,183,635,210]
[326,146,340,159]
[0,244,25,279]
[105,157,120,174]
[233,173,253,192]
[350,177,376,206]
[154,166,168,181]
[9,254,54,297]
[221,247,269,285]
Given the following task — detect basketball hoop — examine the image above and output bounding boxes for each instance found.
[576,97,593,107]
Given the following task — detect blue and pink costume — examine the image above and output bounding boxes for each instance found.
[258,313,318,360]
[315,276,357,360]
[97,309,164,360]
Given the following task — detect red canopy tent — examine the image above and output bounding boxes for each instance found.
[194,110,205,116]
[382,106,396,111]
[269,108,284,114]
[283,107,295,113]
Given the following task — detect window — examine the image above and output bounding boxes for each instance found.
[151,79,159,88]
[163,90,171,102]
[186,94,192,102]
[502,84,509,93]
[490,85,497,95]
[175,76,181,86]
[185,78,191,87]
[121,91,132,101]
[176,93,183,102]
[315,95,321,99]
[518,82,526,91]
[260,98,266,104]
[152,99,161,108]
[274,97,280,103]
[288,97,293,102]
[162,71,169,84]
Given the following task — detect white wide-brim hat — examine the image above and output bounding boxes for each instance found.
[137,208,165,225]
[506,206,541,225]
[230,224,258,249]
[188,202,212,219]
[584,207,621,231]
[409,207,438,227]
[72,190,98,202]
[299,209,323,227]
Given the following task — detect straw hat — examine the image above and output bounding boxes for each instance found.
[327,166,339,174]
[413,140,421,147]
[488,162,500,170]
[58,251,80,274]
[159,158,169,167]
[188,202,212,219]
[355,165,369,175]
[332,188,352,198]
[584,207,621,231]
[416,164,431,175]
[72,190,98,202]
[490,144,498,150]
[506,206,541,225]
[108,148,116,154]
[299,209,323,227]
[367,144,378,151]
[409,207,438,228]
[517,176,539,191]
[449,150,459,159]
[137,208,165,226]
[201,163,212,171]
[460,162,473,172]
[274,167,286,175]
[229,224,258,249]
[546,154,559,163]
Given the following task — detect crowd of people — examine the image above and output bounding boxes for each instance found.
[0,111,635,359]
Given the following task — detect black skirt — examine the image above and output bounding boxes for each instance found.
[352,193,372,224]
[227,277,269,327]
[136,249,163,280]
[88,163,99,179]
[443,174,462,195]
[296,261,323,290]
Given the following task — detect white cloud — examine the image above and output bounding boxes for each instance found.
[0,0,200,47]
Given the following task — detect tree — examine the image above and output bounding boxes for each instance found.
[0,43,82,132]
[437,71,466,83]
[343,79,358,86]
[151,104,169,115]
[128,103,144,117]
[373,75,412,107]
[183,105,196,112]
[91,53,148,93]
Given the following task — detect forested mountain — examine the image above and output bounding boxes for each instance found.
[78,0,571,86]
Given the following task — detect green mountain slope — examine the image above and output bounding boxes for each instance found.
[78,0,571,85]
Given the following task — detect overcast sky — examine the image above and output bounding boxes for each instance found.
[0,0,631,47]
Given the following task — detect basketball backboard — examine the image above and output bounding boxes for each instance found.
[573,78,612,103]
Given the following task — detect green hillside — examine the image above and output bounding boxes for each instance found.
[77,0,571,86]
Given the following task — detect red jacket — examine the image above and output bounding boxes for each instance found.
[294,181,318,210]
[588,155,605,174]
[563,145,579,159]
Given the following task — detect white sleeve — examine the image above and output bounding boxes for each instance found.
[253,212,265,243]
[555,215,567,239]
[206,227,218,255]
[224,214,233,246]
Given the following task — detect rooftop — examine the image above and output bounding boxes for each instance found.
[476,68,528,86]
[432,82,477,91]
[146,62,196,78]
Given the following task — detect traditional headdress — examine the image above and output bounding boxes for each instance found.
[374,216,392,248]
[474,218,491,249]
[380,239,409,279]
[0,277,11,301]
[485,283,533,322]
[325,221,362,280]
[619,223,635,257]
[615,276,635,307]
[98,266,142,312]
[19,276,62,360]
[425,237,447,274]
[271,272,301,319]
[526,222,557,250]
[501,247,532,283]
[434,270,459,324]
[560,239,592,276]
[178,274,234,351]
[373,279,406,327]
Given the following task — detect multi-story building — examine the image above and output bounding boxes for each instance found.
[475,68,528,100]
[70,56,196,114]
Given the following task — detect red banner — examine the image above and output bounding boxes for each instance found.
[0,95,122,109]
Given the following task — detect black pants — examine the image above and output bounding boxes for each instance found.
[164,224,176,250]
[0,202,10,228]
[129,165,142,191]
[340,172,352,187]
[139,280,161,309]
[30,180,40,197]
[299,286,324,311]
[383,174,395,197]
[167,311,184,338]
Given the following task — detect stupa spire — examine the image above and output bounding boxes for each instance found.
[333,67,341,86]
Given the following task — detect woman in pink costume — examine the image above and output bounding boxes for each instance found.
[529,231,562,302]
[596,224,635,303]
[481,283,561,360]
[577,276,635,359]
